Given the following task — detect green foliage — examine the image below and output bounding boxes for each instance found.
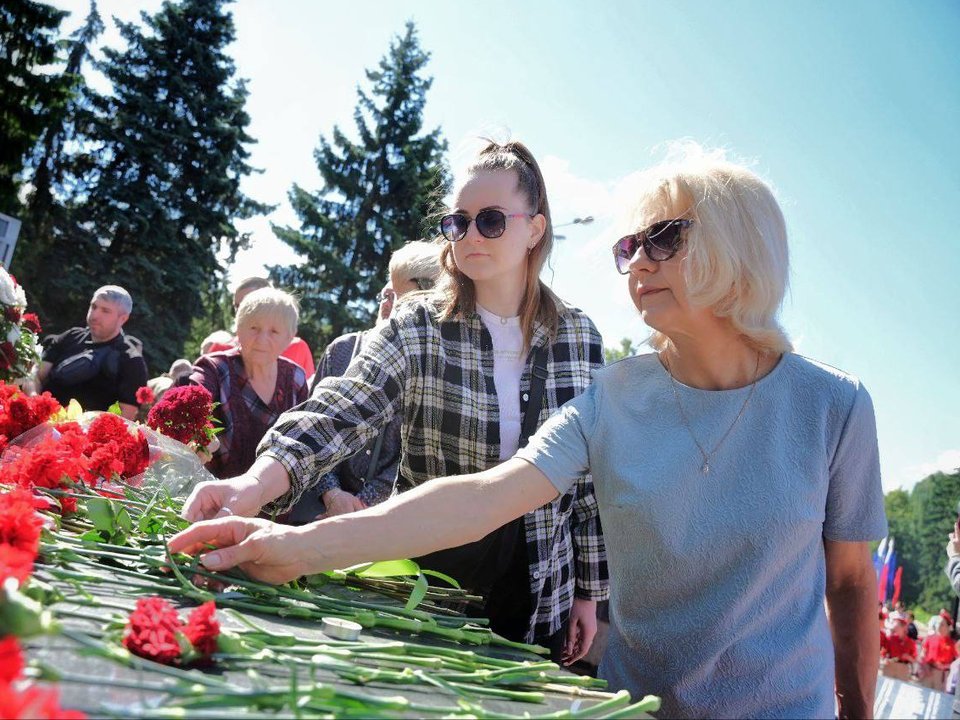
[604,338,638,364]
[75,0,270,371]
[879,469,960,614]
[13,2,105,330]
[0,0,74,215]
[181,275,234,363]
[270,21,450,355]
[11,0,269,373]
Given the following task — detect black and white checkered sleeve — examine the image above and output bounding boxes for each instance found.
[258,318,409,513]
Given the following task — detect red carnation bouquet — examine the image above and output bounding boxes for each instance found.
[146,385,219,450]
[0,382,61,457]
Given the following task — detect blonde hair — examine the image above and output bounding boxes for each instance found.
[234,287,299,337]
[389,240,443,288]
[625,143,792,354]
[436,139,564,349]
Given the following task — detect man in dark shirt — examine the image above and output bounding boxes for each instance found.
[37,285,148,419]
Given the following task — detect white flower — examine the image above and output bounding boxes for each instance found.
[0,267,16,307]
[7,326,20,344]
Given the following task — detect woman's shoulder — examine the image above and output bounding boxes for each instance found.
[554,302,602,345]
[593,351,662,383]
[193,348,239,373]
[781,353,867,405]
[277,355,308,386]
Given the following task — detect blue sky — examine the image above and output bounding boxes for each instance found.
[55,0,959,492]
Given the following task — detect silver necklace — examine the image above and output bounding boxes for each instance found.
[664,351,761,475]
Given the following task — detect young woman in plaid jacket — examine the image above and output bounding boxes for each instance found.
[180,139,608,663]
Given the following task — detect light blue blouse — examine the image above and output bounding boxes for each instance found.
[516,352,887,719]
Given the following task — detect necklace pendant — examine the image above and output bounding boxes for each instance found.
[701,460,710,475]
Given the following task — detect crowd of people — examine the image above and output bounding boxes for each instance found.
[26,138,901,718]
[879,601,960,692]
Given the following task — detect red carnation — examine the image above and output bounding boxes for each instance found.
[84,442,126,483]
[0,435,90,514]
[0,637,23,684]
[0,385,61,443]
[84,413,150,480]
[183,602,220,656]
[20,314,40,335]
[0,488,44,556]
[2,307,20,324]
[135,386,155,405]
[146,385,215,446]
[0,343,15,370]
[0,544,34,587]
[0,681,86,719]
[122,597,183,665]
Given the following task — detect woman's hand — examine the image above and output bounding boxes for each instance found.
[182,474,266,522]
[168,516,309,585]
[561,598,598,666]
[192,435,220,465]
[182,457,291,522]
[319,489,366,519]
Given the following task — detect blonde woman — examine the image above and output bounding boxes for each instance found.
[173,145,887,717]
[177,140,608,662]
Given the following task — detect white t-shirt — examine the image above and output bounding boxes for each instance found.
[476,303,525,460]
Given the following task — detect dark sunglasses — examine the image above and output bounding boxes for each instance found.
[439,210,532,243]
[612,219,693,274]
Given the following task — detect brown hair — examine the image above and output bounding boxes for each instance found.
[436,139,564,349]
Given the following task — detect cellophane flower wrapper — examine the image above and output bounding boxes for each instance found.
[0,412,216,499]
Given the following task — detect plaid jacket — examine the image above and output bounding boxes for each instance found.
[259,298,609,641]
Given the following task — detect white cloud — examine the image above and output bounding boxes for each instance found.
[892,449,960,492]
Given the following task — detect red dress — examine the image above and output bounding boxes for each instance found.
[922,634,958,666]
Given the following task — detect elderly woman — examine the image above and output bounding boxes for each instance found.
[172,145,886,717]
[183,287,308,479]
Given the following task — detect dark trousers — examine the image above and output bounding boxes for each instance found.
[415,516,565,648]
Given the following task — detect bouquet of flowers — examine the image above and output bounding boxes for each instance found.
[146,385,220,452]
[0,266,41,385]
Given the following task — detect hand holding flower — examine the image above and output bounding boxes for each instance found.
[168,516,310,585]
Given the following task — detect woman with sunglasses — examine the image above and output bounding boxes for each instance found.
[177,139,608,663]
[173,145,885,718]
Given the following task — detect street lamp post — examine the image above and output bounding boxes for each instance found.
[554,215,594,240]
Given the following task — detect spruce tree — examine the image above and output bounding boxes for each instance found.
[74,0,269,370]
[0,0,73,215]
[13,1,104,324]
[270,21,449,354]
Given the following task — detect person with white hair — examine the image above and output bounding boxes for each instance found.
[38,285,147,418]
[203,277,315,377]
[181,287,309,479]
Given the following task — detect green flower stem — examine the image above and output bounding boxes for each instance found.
[541,675,609,688]
[447,682,546,704]
[59,626,230,689]
[489,634,550,655]
[592,694,661,718]
[42,487,152,509]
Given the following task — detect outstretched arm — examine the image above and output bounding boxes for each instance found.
[170,458,559,583]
